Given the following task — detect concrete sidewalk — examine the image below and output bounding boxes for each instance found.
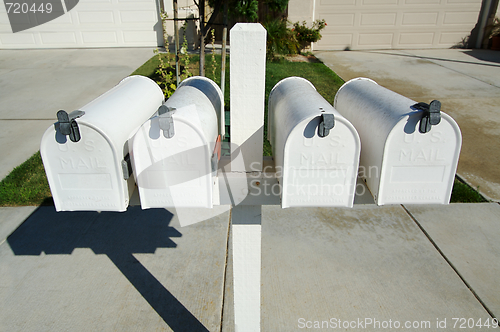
[315,49,500,202]
[1,202,499,331]
[1,48,499,331]
[0,48,155,180]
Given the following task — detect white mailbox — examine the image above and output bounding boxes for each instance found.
[268,77,361,208]
[334,77,462,205]
[131,76,224,209]
[40,75,164,212]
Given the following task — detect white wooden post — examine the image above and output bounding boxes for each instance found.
[229,23,267,332]
[230,23,267,172]
[232,205,261,332]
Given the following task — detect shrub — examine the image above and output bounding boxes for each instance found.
[266,0,289,12]
[488,17,500,37]
[293,19,327,44]
[263,18,299,60]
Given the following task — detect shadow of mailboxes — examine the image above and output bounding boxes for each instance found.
[7,206,209,331]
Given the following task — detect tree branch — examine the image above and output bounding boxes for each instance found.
[203,0,223,37]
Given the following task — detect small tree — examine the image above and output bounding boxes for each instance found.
[293,19,327,51]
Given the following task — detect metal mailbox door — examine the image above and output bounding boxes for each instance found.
[268,77,361,208]
[334,78,462,205]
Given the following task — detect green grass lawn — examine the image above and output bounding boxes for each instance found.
[0,152,53,206]
[450,178,486,203]
[0,54,486,206]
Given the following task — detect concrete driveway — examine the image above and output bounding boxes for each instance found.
[315,49,500,201]
[0,48,155,180]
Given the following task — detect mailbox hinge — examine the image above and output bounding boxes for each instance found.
[158,105,176,138]
[414,100,441,134]
[318,113,335,138]
[57,110,85,142]
[122,153,133,180]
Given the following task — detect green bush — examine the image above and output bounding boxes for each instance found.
[209,0,259,22]
[488,17,500,38]
[266,0,289,12]
[263,18,299,60]
[293,19,327,44]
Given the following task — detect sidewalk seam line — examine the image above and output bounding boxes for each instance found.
[219,208,231,332]
[401,204,498,321]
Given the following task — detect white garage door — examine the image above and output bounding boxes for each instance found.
[0,0,161,48]
[314,0,482,50]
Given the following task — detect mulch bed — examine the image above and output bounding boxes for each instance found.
[285,54,321,63]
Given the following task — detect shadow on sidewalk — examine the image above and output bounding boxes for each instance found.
[7,206,209,332]
[463,50,500,64]
[360,50,500,67]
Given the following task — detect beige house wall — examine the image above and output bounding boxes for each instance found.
[288,0,315,25]
[289,0,484,50]
[0,0,199,49]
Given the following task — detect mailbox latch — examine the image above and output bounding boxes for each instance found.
[158,105,176,138]
[414,100,441,134]
[57,110,85,142]
[318,113,335,138]
[122,153,133,180]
